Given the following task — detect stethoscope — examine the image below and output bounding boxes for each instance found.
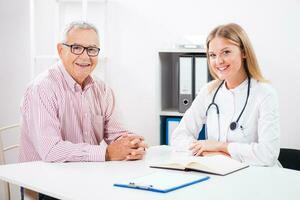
[204,76,251,141]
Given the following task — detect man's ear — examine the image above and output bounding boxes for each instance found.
[57,43,64,58]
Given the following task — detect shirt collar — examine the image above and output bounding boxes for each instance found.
[82,75,94,91]
[222,77,249,93]
[58,61,95,93]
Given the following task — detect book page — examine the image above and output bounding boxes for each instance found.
[150,152,248,175]
[153,156,197,170]
[191,155,248,175]
[186,162,213,173]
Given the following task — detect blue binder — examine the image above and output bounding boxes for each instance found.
[113,171,209,193]
[166,117,181,145]
[165,117,206,144]
[198,124,206,140]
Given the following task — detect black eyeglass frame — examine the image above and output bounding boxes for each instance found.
[63,43,100,57]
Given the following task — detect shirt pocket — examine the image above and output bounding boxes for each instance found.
[228,127,248,143]
[238,112,258,142]
[92,114,104,143]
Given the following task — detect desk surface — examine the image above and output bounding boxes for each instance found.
[0,146,299,200]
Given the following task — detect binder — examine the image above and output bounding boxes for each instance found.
[197,124,206,140]
[114,171,209,193]
[179,56,193,113]
[166,117,181,145]
[194,56,208,97]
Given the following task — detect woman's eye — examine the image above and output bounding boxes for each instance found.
[223,50,231,55]
[209,54,216,58]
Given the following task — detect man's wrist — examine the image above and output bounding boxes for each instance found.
[105,147,110,161]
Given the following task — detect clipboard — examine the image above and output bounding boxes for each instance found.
[113,171,209,193]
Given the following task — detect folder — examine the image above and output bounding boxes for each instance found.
[194,56,208,97]
[179,56,193,113]
[197,124,206,140]
[166,117,181,145]
[114,171,209,193]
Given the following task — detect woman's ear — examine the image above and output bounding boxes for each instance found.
[242,49,246,58]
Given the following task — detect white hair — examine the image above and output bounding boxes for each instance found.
[61,21,99,43]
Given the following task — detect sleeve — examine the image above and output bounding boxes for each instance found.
[23,84,108,162]
[102,86,128,144]
[228,89,280,166]
[171,87,208,151]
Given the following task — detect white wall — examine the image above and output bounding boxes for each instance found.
[104,0,300,147]
[1,0,299,149]
[0,0,30,199]
[0,0,31,128]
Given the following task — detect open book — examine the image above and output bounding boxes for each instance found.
[150,155,249,176]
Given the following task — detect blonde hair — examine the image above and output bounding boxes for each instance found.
[206,23,267,91]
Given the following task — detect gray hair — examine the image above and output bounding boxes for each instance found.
[61,21,99,43]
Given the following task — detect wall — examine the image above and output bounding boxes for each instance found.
[0,0,31,127]
[0,0,31,199]
[104,0,300,147]
[1,0,299,150]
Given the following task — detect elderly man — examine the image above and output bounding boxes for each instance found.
[19,21,146,164]
[19,21,147,199]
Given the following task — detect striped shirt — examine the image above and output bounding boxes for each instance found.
[19,62,128,162]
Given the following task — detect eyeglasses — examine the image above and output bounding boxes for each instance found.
[63,43,100,57]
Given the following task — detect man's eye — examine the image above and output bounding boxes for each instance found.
[72,46,83,51]
[88,48,97,53]
[209,54,216,58]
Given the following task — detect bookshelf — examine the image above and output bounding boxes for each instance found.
[159,48,209,145]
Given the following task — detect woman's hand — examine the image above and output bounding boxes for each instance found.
[201,151,231,157]
[189,140,229,156]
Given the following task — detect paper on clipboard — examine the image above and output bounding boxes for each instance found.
[113,171,209,193]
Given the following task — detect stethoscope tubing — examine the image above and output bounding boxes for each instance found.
[204,77,251,140]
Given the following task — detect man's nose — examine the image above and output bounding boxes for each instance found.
[79,49,90,59]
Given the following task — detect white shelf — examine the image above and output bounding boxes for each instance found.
[160,110,184,117]
[159,48,206,53]
[57,0,107,2]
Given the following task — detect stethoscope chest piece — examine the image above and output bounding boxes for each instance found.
[205,77,251,136]
[230,122,238,131]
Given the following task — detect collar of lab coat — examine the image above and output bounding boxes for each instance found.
[222,78,250,94]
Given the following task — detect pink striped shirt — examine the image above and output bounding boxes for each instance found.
[19,62,128,162]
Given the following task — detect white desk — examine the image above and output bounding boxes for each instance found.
[0,146,299,200]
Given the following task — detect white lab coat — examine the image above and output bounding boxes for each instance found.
[171,78,281,166]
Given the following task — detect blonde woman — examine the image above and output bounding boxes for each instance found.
[171,23,280,166]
